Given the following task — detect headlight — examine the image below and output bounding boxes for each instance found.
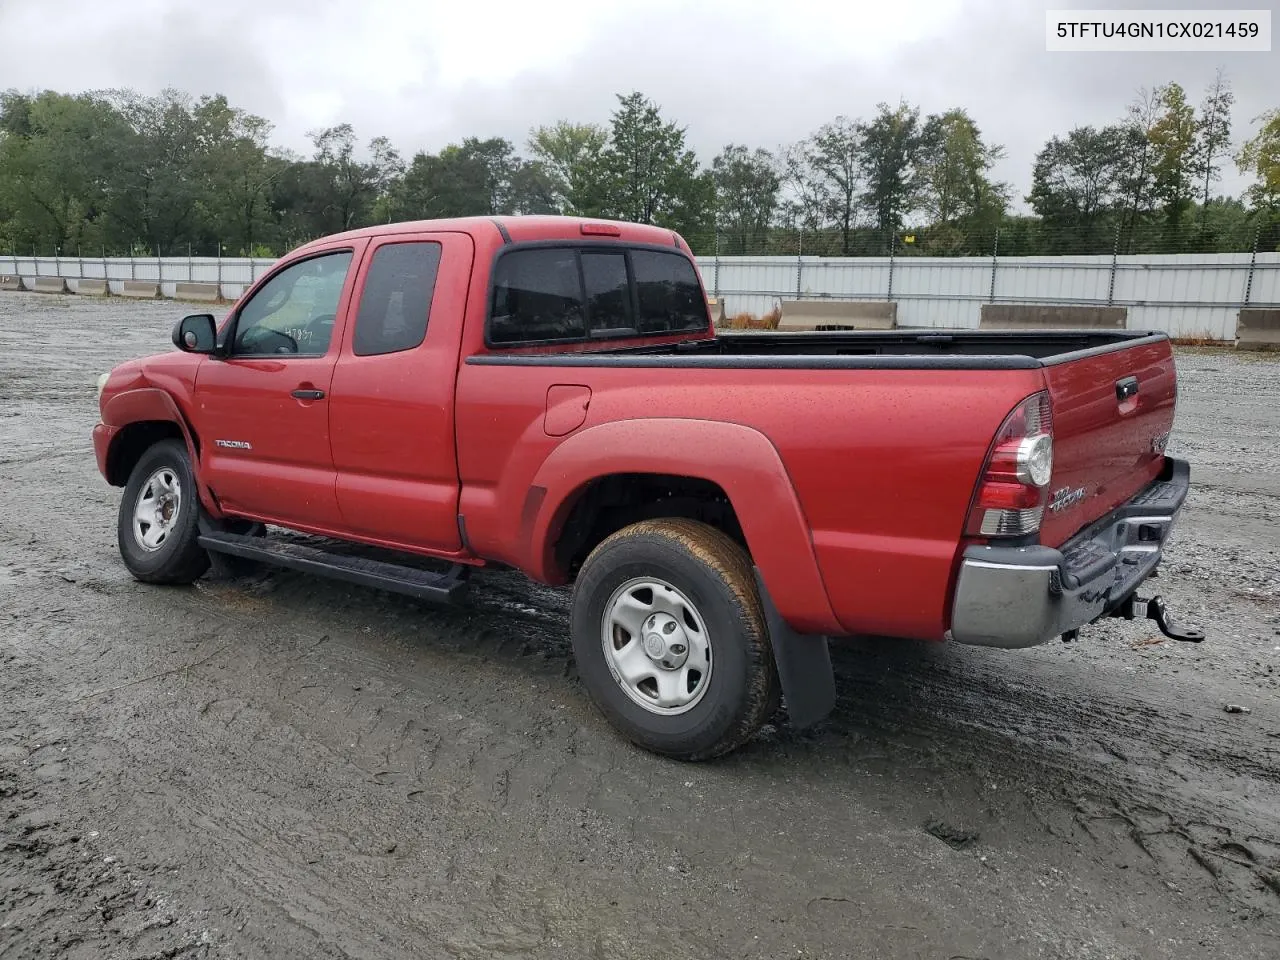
[97,372,110,400]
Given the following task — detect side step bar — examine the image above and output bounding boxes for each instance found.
[197,531,470,605]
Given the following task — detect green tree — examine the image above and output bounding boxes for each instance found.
[710,144,780,254]
[367,135,405,224]
[190,95,286,253]
[808,118,863,255]
[107,88,211,254]
[1194,69,1234,232]
[396,149,479,220]
[779,140,830,240]
[1149,82,1198,236]
[508,160,559,215]
[394,136,537,219]
[308,123,381,233]
[1027,125,1126,252]
[1115,88,1161,251]
[859,101,923,248]
[527,121,610,215]
[0,89,129,253]
[917,108,1010,252]
[602,92,709,237]
[1237,109,1280,211]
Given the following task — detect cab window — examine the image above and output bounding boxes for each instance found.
[232,251,353,356]
[352,242,441,356]
[487,245,708,346]
[631,250,707,334]
[488,248,585,345]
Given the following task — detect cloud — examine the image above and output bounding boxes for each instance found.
[1,0,1275,206]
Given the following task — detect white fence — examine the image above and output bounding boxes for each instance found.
[3,251,1278,340]
[696,252,1280,340]
[0,255,277,301]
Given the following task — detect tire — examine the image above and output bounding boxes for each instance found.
[116,438,210,585]
[570,518,780,761]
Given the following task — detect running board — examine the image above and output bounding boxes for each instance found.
[197,531,470,605]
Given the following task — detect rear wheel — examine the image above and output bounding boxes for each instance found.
[569,518,779,760]
[116,439,210,584]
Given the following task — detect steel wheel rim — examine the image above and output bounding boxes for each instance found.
[600,577,712,715]
[132,466,182,552]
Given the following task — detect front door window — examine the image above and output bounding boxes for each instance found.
[232,252,353,356]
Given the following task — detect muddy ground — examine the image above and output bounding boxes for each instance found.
[1,290,1278,960]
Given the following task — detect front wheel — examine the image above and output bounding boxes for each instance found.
[569,519,780,760]
[117,438,210,584]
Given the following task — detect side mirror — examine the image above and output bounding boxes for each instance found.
[172,314,217,354]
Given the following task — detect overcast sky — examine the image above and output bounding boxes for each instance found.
[1,0,1275,209]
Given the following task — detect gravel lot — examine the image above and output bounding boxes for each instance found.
[1,290,1278,960]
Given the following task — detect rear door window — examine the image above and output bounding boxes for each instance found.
[352,241,442,356]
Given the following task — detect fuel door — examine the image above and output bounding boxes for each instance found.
[544,384,592,437]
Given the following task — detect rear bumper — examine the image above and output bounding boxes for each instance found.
[949,457,1190,648]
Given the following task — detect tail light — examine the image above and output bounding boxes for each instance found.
[964,391,1054,539]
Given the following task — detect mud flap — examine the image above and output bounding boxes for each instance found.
[753,568,836,729]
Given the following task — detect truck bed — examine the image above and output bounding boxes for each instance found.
[468,330,1165,369]
[461,325,1177,639]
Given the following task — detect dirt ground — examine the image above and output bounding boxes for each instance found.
[1,290,1278,960]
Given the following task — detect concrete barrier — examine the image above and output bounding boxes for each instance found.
[0,275,21,291]
[707,297,726,326]
[29,276,68,294]
[777,299,897,331]
[120,281,160,298]
[1236,309,1280,351]
[174,281,222,302]
[75,278,110,296]
[979,304,1127,330]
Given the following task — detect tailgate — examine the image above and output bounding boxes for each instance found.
[1038,337,1177,547]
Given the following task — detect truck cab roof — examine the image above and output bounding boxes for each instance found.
[293,215,691,256]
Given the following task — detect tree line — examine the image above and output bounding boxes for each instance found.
[1,75,1278,261]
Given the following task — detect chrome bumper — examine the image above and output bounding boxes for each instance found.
[949,458,1191,649]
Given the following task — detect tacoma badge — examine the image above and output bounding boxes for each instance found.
[1049,485,1087,513]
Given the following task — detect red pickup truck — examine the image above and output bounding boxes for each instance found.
[92,215,1202,759]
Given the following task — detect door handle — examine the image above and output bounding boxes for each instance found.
[292,388,326,400]
[1115,376,1139,402]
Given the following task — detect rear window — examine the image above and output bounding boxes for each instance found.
[631,250,707,335]
[489,248,585,345]
[581,251,633,336]
[488,245,707,346]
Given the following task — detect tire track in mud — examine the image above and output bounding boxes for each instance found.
[814,634,1280,919]
[0,644,219,960]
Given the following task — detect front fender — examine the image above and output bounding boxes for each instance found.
[100,388,222,517]
[527,418,841,636]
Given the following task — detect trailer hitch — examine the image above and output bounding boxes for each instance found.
[1112,594,1206,642]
